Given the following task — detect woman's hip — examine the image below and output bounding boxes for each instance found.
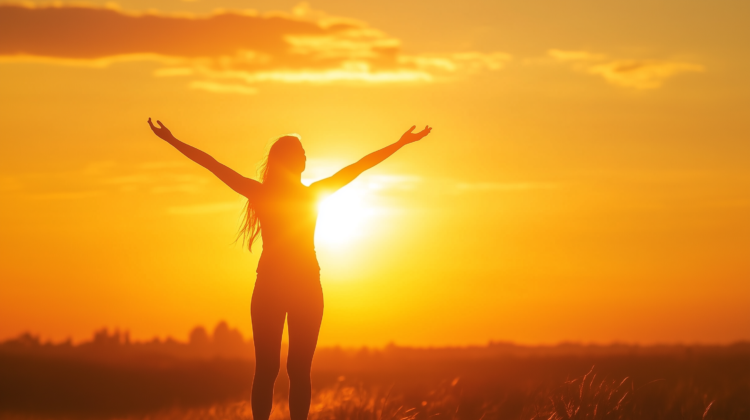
[252,272,323,311]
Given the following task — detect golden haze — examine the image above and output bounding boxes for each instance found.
[0,0,748,346]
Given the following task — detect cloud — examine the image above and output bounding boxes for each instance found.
[399,52,512,73]
[0,3,511,90]
[0,161,215,199]
[587,60,704,90]
[0,4,333,59]
[547,50,606,62]
[363,174,422,192]
[548,49,704,89]
[189,81,258,95]
[100,171,210,194]
[188,61,433,84]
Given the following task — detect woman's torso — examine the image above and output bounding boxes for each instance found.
[254,183,320,278]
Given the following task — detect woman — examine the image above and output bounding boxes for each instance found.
[147,118,432,420]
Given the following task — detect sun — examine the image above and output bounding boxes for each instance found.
[315,185,375,246]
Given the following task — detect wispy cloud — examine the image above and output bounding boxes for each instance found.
[548,50,606,62]
[1,161,214,199]
[400,52,512,73]
[363,175,423,192]
[548,49,704,89]
[189,81,258,95]
[587,60,704,90]
[100,172,210,194]
[0,3,511,91]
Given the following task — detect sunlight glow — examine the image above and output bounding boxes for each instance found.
[315,184,376,246]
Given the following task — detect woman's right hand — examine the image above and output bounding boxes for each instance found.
[147,118,175,141]
[398,125,432,145]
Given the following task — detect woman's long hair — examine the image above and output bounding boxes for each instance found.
[237,135,301,251]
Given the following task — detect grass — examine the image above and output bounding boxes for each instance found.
[34,368,732,420]
[2,337,749,420]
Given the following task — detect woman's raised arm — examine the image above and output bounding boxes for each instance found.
[147,118,260,198]
[310,125,432,196]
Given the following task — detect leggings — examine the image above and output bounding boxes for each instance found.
[251,274,324,420]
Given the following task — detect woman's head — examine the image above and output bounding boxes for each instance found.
[260,135,306,182]
[238,134,305,251]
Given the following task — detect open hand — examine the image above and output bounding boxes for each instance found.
[147,118,175,141]
[398,125,432,145]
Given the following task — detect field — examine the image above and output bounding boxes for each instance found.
[1,328,749,420]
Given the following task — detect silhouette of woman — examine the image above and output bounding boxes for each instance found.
[147,118,432,420]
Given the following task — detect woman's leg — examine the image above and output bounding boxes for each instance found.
[286,284,324,420]
[251,284,287,420]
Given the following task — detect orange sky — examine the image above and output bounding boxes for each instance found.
[1,0,748,347]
